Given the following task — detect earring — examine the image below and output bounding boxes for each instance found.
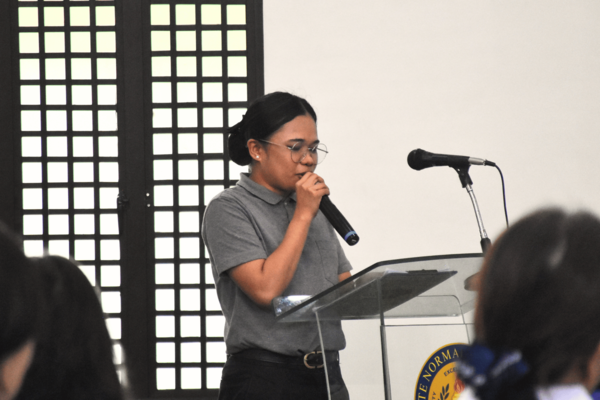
[256,156,259,159]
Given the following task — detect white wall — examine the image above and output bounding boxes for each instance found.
[263,1,600,397]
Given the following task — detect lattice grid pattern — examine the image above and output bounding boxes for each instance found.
[16,0,123,377]
[147,2,248,391]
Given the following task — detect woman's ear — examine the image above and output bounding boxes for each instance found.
[585,341,600,392]
[0,341,35,400]
[246,139,262,161]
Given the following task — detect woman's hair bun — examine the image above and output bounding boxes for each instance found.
[228,123,252,166]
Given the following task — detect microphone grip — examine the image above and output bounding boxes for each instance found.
[319,195,359,246]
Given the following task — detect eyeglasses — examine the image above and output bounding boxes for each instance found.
[258,139,328,164]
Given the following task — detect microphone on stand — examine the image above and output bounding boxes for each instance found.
[407,148,499,291]
[407,148,496,171]
[319,195,359,246]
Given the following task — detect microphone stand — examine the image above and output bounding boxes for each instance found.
[453,165,491,291]
[452,165,492,254]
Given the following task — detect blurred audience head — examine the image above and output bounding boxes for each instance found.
[15,255,124,400]
[464,208,600,400]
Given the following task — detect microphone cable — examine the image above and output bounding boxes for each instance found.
[494,164,509,228]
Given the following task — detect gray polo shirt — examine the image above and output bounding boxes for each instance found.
[201,173,352,355]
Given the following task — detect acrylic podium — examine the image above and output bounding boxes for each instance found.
[274,253,483,400]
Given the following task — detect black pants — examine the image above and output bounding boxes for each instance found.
[218,353,350,400]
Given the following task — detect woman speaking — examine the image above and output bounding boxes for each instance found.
[201,92,352,400]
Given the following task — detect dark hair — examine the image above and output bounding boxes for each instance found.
[0,223,41,362]
[15,256,124,400]
[228,91,317,166]
[474,208,600,399]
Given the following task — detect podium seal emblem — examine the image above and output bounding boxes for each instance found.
[414,343,467,400]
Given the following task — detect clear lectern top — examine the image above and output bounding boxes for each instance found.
[274,253,483,323]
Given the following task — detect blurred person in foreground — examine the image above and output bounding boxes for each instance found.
[15,255,124,400]
[457,208,600,400]
[0,225,41,400]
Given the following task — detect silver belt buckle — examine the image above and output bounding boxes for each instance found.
[303,350,324,369]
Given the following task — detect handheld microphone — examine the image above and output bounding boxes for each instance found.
[319,195,359,246]
[407,148,495,171]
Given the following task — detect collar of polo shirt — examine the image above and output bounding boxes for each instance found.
[237,173,297,205]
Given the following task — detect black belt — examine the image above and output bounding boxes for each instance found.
[231,348,339,369]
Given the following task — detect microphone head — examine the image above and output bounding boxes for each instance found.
[407,148,431,171]
[345,232,359,246]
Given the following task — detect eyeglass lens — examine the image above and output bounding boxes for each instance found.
[290,142,328,164]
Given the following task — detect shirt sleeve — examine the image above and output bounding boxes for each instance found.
[335,234,353,275]
[201,195,267,276]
